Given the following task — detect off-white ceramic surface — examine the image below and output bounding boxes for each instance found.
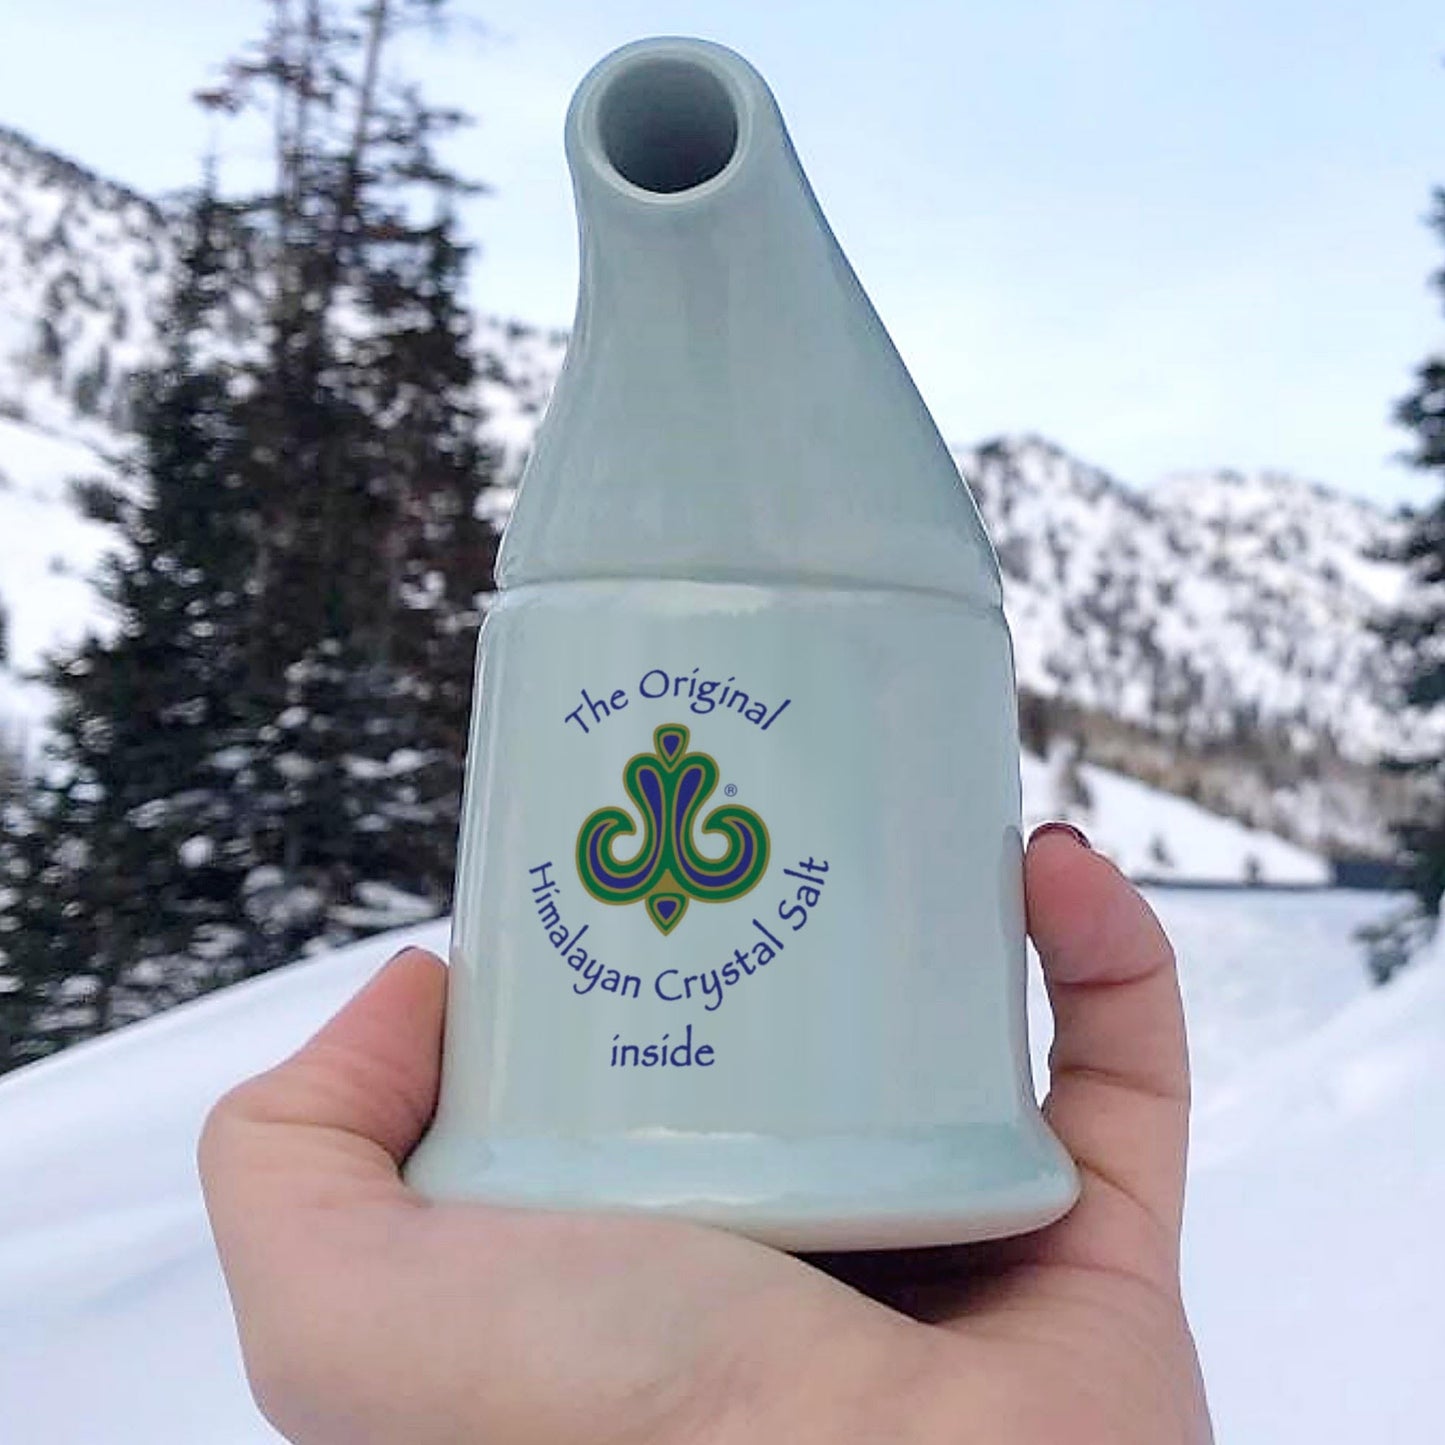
[404,36,1078,1249]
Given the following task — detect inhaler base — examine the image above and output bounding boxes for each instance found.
[404,1120,1079,1252]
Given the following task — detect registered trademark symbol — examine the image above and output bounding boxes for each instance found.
[724,783,738,797]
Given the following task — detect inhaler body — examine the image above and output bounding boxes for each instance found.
[404,37,1077,1249]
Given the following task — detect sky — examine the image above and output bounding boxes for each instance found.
[2,0,1443,506]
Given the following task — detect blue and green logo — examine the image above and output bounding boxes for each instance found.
[576,724,770,935]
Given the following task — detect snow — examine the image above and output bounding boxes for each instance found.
[178,835,215,868]
[1182,928,1445,1444]
[1020,746,1329,884]
[961,436,1419,772]
[0,421,119,655]
[0,414,120,749]
[0,924,442,1445]
[0,124,172,439]
[2,892,1441,1442]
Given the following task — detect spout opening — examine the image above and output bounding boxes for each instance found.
[595,58,739,195]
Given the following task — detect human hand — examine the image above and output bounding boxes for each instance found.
[200,827,1212,1444]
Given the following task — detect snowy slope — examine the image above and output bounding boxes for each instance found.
[961,435,1412,763]
[0,124,169,439]
[0,124,564,462]
[1020,746,1327,884]
[1,893,1437,1443]
[0,127,566,754]
[0,416,119,751]
[1182,931,1445,1444]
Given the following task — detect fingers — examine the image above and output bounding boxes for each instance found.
[1024,828,1190,1288]
[196,947,450,1438]
[199,946,447,1221]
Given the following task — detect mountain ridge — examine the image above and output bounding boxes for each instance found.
[0,124,1421,859]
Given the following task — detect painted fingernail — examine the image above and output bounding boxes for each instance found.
[1031,821,1092,850]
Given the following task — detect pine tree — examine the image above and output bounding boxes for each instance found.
[206,0,497,964]
[1,0,499,1070]
[2,185,261,1066]
[1386,185,1445,924]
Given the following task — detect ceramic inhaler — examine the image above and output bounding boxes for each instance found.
[404,36,1078,1249]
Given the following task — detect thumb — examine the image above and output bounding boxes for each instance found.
[1024,827,1190,1288]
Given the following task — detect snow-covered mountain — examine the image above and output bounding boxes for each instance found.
[966,436,1409,761]
[962,436,1420,855]
[0,123,564,740]
[0,124,1421,861]
[0,121,567,457]
[0,416,118,750]
[0,124,170,440]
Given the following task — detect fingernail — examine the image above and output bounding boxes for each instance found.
[1031,821,1092,850]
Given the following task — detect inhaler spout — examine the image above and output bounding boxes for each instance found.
[528,36,1003,606]
[580,46,745,196]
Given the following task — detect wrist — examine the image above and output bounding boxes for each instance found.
[696,1319,958,1445]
